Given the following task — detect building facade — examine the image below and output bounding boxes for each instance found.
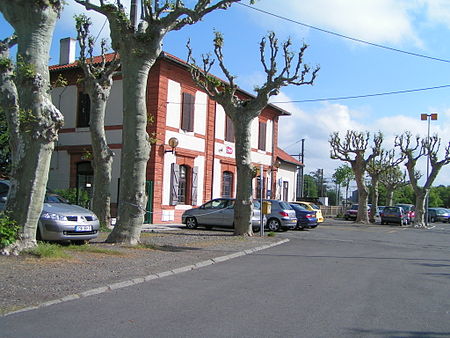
[49,45,302,223]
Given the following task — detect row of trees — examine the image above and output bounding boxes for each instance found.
[1,1,319,253]
[329,130,450,227]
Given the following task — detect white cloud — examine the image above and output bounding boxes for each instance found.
[272,92,450,185]
[420,0,450,28]
[255,0,421,46]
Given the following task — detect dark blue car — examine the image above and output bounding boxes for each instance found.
[290,203,318,230]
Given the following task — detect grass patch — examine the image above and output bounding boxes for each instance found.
[26,242,70,259]
[64,244,124,256]
[267,232,276,237]
[133,243,163,250]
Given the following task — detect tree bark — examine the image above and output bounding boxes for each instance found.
[232,114,255,236]
[369,175,379,223]
[88,83,114,228]
[0,2,63,254]
[385,186,394,206]
[352,160,370,223]
[413,189,427,227]
[105,53,154,244]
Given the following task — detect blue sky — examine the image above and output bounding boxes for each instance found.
[1,0,450,187]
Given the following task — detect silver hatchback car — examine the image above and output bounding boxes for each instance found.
[264,199,297,231]
[0,180,100,243]
[181,198,264,232]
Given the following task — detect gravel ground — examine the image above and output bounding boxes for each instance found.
[0,228,281,316]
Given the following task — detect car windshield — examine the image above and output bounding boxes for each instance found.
[44,194,67,203]
[279,201,293,210]
[253,201,261,209]
[291,204,307,211]
[384,207,399,213]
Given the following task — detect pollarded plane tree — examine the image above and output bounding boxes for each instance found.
[395,132,450,227]
[75,14,120,228]
[187,32,319,235]
[75,0,244,245]
[329,131,382,224]
[366,149,404,223]
[379,165,409,206]
[0,1,64,254]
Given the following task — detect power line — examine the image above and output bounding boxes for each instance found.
[94,18,108,43]
[166,83,450,105]
[271,84,450,103]
[238,3,450,64]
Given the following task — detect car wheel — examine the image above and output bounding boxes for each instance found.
[252,226,261,233]
[185,217,198,229]
[295,223,304,230]
[267,218,281,232]
[430,217,436,223]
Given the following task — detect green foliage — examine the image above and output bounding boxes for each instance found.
[16,57,36,80]
[0,108,10,176]
[304,174,318,198]
[0,215,19,248]
[65,244,123,255]
[52,74,68,88]
[267,232,276,237]
[428,189,443,207]
[26,242,123,258]
[18,109,38,131]
[53,188,91,208]
[433,185,450,207]
[0,57,13,70]
[26,242,70,259]
[393,185,415,204]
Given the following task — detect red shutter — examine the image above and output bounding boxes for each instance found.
[258,121,266,151]
[225,115,235,142]
[181,93,195,132]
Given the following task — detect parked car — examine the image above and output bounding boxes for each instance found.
[181,198,264,232]
[427,208,450,223]
[0,180,100,243]
[395,204,415,224]
[264,199,297,231]
[344,204,371,220]
[289,203,318,230]
[380,206,408,225]
[290,201,324,223]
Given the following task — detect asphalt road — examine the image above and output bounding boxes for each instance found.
[2,221,450,337]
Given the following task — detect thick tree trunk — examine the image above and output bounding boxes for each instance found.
[369,176,379,223]
[88,86,114,228]
[232,115,254,236]
[385,186,394,206]
[353,166,370,223]
[106,55,153,244]
[413,189,427,228]
[0,3,63,254]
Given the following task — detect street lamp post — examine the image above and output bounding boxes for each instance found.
[420,112,438,227]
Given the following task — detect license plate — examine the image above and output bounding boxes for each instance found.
[75,225,92,232]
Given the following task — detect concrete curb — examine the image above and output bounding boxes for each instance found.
[3,238,289,317]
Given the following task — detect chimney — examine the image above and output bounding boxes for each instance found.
[59,37,76,65]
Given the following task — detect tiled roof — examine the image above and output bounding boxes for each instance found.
[276,147,303,166]
[49,51,291,116]
[49,53,118,71]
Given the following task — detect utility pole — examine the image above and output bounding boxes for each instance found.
[295,139,305,200]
